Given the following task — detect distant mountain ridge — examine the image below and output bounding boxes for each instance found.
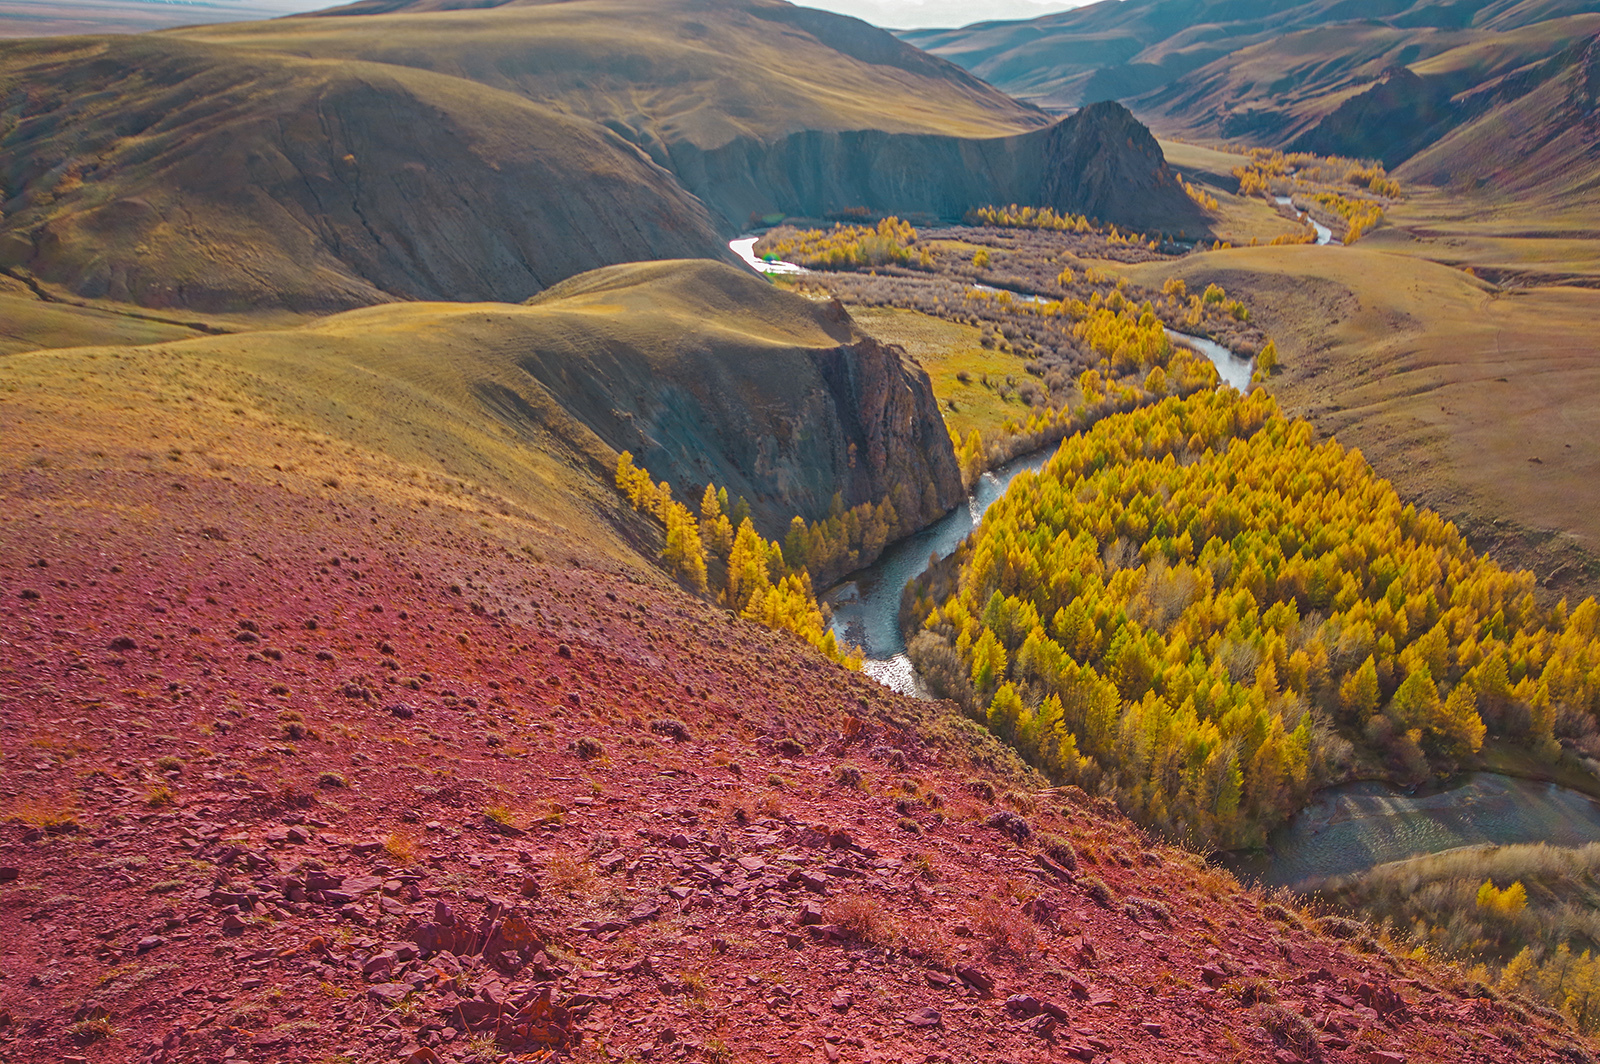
[900,0,1600,111]
[901,0,1600,206]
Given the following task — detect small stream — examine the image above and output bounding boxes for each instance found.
[1274,195,1335,246]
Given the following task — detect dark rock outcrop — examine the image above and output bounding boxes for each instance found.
[518,261,964,533]
[672,102,1209,237]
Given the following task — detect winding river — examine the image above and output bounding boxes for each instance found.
[823,447,1057,697]
[819,327,1254,692]
[1274,195,1336,246]
[728,232,1600,886]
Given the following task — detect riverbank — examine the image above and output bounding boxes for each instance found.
[1473,740,1600,802]
[1233,770,1600,889]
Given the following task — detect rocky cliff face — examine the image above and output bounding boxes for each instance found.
[670,101,1210,236]
[806,329,966,528]
[520,263,964,535]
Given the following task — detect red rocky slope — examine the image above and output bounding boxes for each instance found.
[1,457,1593,1064]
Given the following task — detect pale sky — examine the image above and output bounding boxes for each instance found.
[173,0,1087,31]
[802,0,1084,28]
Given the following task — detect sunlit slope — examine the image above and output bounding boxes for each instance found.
[1398,31,1600,203]
[1121,245,1600,599]
[0,260,959,543]
[1137,14,1600,166]
[170,0,1050,149]
[906,0,1600,212]
[0,276,216,355]
[0,35,730,314]
[902,0,1600,111]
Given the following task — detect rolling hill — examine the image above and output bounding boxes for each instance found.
[0,0,1213,317]
[0,34,732,313]
[901,0,1600,112]
[172,0,1048,148]
[170,0,1204,232]
[0,0,306,38]
[904,0,1600,208]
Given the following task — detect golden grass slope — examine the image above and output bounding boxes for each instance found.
[0,260,953,553]
[0,35,730,314]
[0,277,203,355]
[169,0,1049,150]
[1120,245,1600,601]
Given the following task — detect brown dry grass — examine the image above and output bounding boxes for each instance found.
[169,0,1046,148]
[383,830,419,863]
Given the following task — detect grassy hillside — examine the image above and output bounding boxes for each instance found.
[905,0,1600,213]
[0,277,209,355]
[171,0,1049,149]
[1137,13,1600,169]
[1120,246,1600,603]
[2,0,1226,318]
[1398,30,1600,203]
[165,0,1213,237]
[0,34,731,313]
[0,259,959,543]
[901,0,1600,109]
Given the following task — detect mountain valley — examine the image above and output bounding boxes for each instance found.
[6,0,1600,1061]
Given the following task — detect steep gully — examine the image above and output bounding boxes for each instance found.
[730,237,1600,882]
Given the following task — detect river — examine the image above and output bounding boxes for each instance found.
[734,234,1599,887]
[822,447,1057,696]
[729,236,806,275]
[1274,195,1335,246]
[725,235,1255,687]
[821,327,1253,692]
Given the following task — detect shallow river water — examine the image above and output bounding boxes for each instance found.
[1274,195,1335,246]
[1233,773,1600,888]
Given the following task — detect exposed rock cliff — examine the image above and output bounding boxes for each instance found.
[526,261,964,533]
[670,102,1210,236]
